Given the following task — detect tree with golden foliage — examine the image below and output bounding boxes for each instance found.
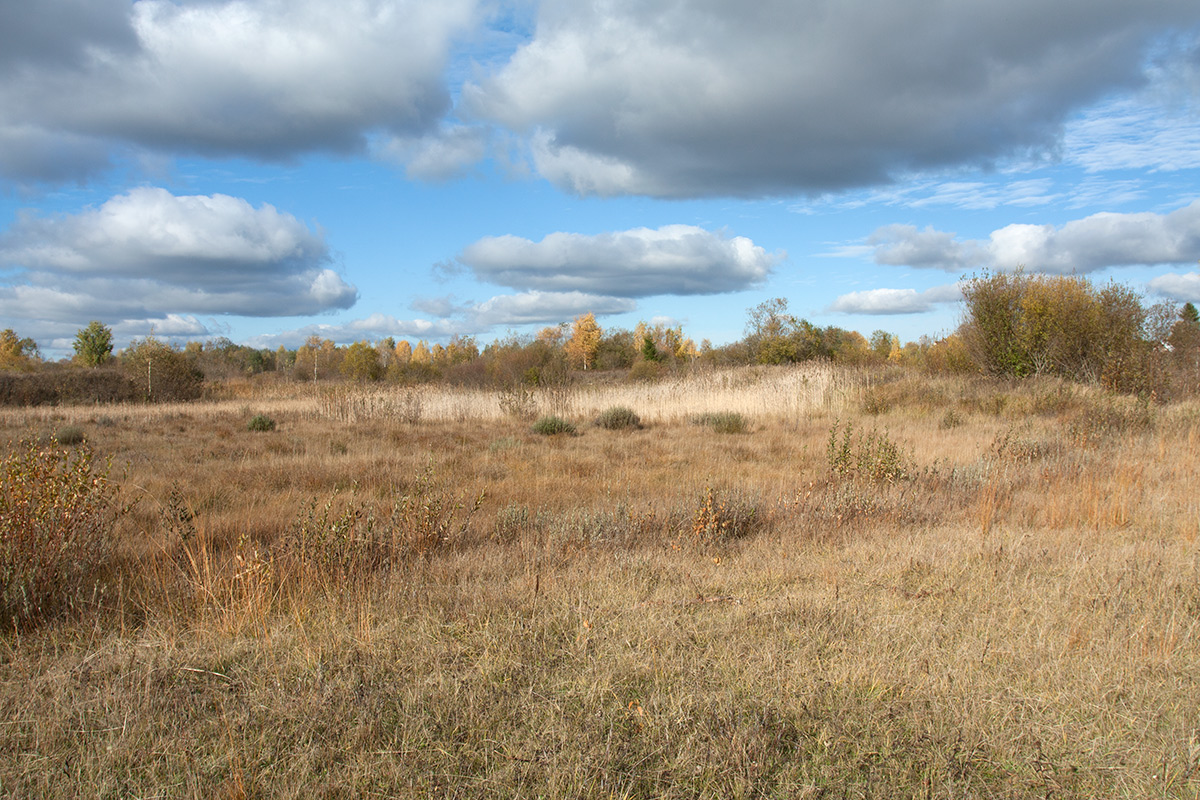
[0,328,38,370]
[565,313,602,370]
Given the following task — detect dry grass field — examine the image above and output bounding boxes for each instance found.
[2,363,1199,798]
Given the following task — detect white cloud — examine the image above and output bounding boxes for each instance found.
[1147,272,1200,302]
[466,0,1200,197]
[467,291,635,326]
[0,0,476,181]
[861,200,1200,273]
[0,187,357,325]
[375,124,490,180]
[458,224,781,296]
[867,225,987,271]
[829,284,964,315]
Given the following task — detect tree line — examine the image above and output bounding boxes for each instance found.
[2,271,1199,404]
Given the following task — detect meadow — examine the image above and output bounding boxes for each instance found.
[1,362,1198,798]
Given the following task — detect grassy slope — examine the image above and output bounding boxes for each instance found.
[1,364,1198,798]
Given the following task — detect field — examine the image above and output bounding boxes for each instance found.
[2,363,1199,798]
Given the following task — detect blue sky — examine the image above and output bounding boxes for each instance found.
[2,0,1200,359]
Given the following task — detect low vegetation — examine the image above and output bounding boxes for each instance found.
[0,364,1197,797]
[0,275,1198,796]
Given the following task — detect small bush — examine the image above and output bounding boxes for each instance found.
[55,425,87,446]
[594,406,642,430]
[679,486,763,548]
[827,420,912,483]
[491,503,532,544]
[532,415,577,436]
[692,411,748,434]
[247,414,276,432]
[0,440,123,627]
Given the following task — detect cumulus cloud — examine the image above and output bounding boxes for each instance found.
[863,200,1200,273]
[465,0,1200,197]
[458,225,780,297]
[0,187,357,326]
[0,0,475,181]
[1147,272,1200,303]
[829,284,964,315]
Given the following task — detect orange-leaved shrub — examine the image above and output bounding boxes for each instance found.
[0,440,124,627]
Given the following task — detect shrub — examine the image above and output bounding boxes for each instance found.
[0,440,123,627]
[247,414,276,432]
[679,486,763,549]
[594,406,642,430]
[692,411,748,434]
[532,415,577,436]
[56,425,87,445]
[959,270,1147,385]
[827,420,912,483]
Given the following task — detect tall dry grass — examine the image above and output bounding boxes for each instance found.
[0,365,1198,797]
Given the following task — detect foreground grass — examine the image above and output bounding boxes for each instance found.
[1,365,1198,797]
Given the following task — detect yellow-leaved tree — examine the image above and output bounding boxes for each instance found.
[565,313,602,370]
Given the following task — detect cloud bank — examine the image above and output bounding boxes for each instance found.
[466,0,1200,197]
[864,200,1200,274]
[0,0,475,182]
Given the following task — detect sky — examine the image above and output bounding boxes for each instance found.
[2,0,1200,360]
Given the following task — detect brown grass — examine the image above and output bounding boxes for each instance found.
[1,366,1198,797]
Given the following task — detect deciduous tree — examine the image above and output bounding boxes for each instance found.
[73,321,113,367]
[565,313,602,370]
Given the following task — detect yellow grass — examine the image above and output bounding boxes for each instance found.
[1,365,1198,797]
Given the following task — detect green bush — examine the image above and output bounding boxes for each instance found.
[827,420,912,483]
[247,414,276,432]
[959,270,1146,386]
[531,415,577,436]
[692,411,748,434]
[594,406,642,430]
[0,440,123,627]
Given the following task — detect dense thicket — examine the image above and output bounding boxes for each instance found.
[959,271,1198,398]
